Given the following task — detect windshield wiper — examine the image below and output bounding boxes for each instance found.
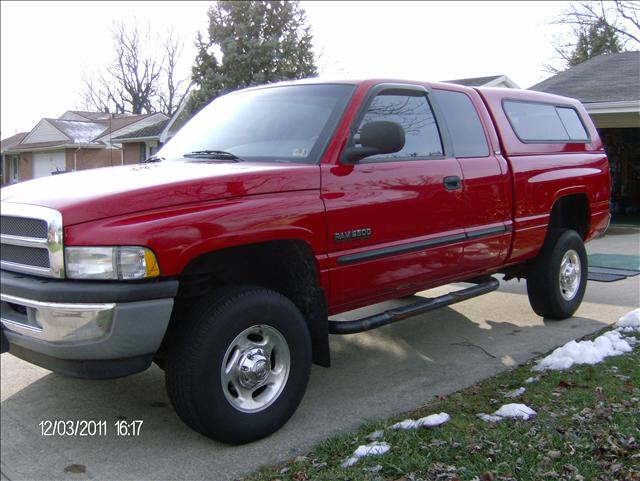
[183,150,241,161]
[144,155,164,163]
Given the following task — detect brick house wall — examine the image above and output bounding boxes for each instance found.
[19,152,32,180]
[64,148,122,171]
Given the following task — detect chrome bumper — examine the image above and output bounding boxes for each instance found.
[1,293,115,343]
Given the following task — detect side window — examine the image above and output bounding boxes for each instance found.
[556,107,589,140]
[357,91,443,160]
[503,100,589,143]
[432,89,489,157]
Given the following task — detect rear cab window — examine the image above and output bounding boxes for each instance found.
[432,89,489,158]
[503,100,590,143]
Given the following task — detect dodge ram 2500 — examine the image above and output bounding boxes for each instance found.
[0,78,610,443]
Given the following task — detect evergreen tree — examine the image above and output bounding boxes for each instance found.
[187,1,317,114]
[568,19,623,67]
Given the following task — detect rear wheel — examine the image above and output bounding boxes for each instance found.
[165,286,311,444]
[526,229,587,319]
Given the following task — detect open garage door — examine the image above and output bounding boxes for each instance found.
[32,151,66,178]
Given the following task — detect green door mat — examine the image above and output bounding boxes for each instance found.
[588,253,640,271]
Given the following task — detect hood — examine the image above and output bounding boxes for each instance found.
[1,160,319,225]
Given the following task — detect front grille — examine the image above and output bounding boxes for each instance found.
[1,244,50,268]
[1,216,48,239]
[0,203,64,278]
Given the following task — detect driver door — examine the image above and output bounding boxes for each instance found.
[322,84,466,310]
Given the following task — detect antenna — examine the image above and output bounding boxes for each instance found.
[109,112,113,166]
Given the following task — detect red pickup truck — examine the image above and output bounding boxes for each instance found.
[0,79,610,444]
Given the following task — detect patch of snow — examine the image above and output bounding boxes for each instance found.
[618,326,639,333]
[366,430,384,441]
[54,120,107,143]
[494,403,536,420]
[391,412,450,430]
[504,387,526,398]
[533,330,633,371]
[341,456,359,468]
[391,419,418,430]
[477,413,503,422]
[417,412,451,428]
[478,403,536,422]
[524,376,539,384]
[341,442,390,468]
[616,308,640,330]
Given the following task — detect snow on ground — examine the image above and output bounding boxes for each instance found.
[390,413,450,430]
[504,387,526,398]
[533,330,634,371]
[365,430,384,441]
[478,403,537,422]
[616,308,640,331]
[343,309,638,469]
[341,442,390,468]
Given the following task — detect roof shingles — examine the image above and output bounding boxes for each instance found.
[529,52,640,103]
[113,119,170,141]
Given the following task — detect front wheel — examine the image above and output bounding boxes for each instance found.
[165,287,311,444]
[526,229,588,320]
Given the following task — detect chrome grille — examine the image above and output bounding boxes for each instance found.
[1,216,48,239]
[0,203,64,278]
[1,244,50,268]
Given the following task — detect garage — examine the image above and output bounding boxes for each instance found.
[32,150,66,178]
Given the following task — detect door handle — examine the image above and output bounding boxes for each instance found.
[443,176,462,191]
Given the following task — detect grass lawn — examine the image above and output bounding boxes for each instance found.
[245,329,639,481]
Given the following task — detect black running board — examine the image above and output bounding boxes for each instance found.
[328,277,500,334]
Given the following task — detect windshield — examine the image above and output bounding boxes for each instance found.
[158,84,355,164]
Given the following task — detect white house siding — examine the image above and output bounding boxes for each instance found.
[21,120,68,144]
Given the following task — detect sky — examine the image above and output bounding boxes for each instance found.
[0,1,571,138]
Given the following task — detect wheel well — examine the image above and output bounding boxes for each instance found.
[170,240,330,367]
[548,194,589,239]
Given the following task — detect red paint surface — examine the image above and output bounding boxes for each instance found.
[1,79,610,315]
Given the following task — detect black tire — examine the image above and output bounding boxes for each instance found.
[526,229,588,320]
[165,286,311,444]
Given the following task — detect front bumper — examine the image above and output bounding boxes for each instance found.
[1,269,178,378]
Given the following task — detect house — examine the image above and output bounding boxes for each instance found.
[1,110,168,185]
[0,132,27,184]
[443,74,521,89]
[529,52,640,220]
[112,119,170,163]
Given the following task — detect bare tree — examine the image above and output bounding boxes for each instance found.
[560,1,640,46]
[545,0,639,73]
[82,20,189,116]
[153,29,192,117]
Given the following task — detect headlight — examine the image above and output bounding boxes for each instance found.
[65,246,160,280]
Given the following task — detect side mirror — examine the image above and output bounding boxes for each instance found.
[341,121,405,164]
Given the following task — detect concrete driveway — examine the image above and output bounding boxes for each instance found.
[2,226,638,481]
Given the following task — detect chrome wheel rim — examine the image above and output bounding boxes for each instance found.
[221,325,290,413]
[559,249,581,301]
